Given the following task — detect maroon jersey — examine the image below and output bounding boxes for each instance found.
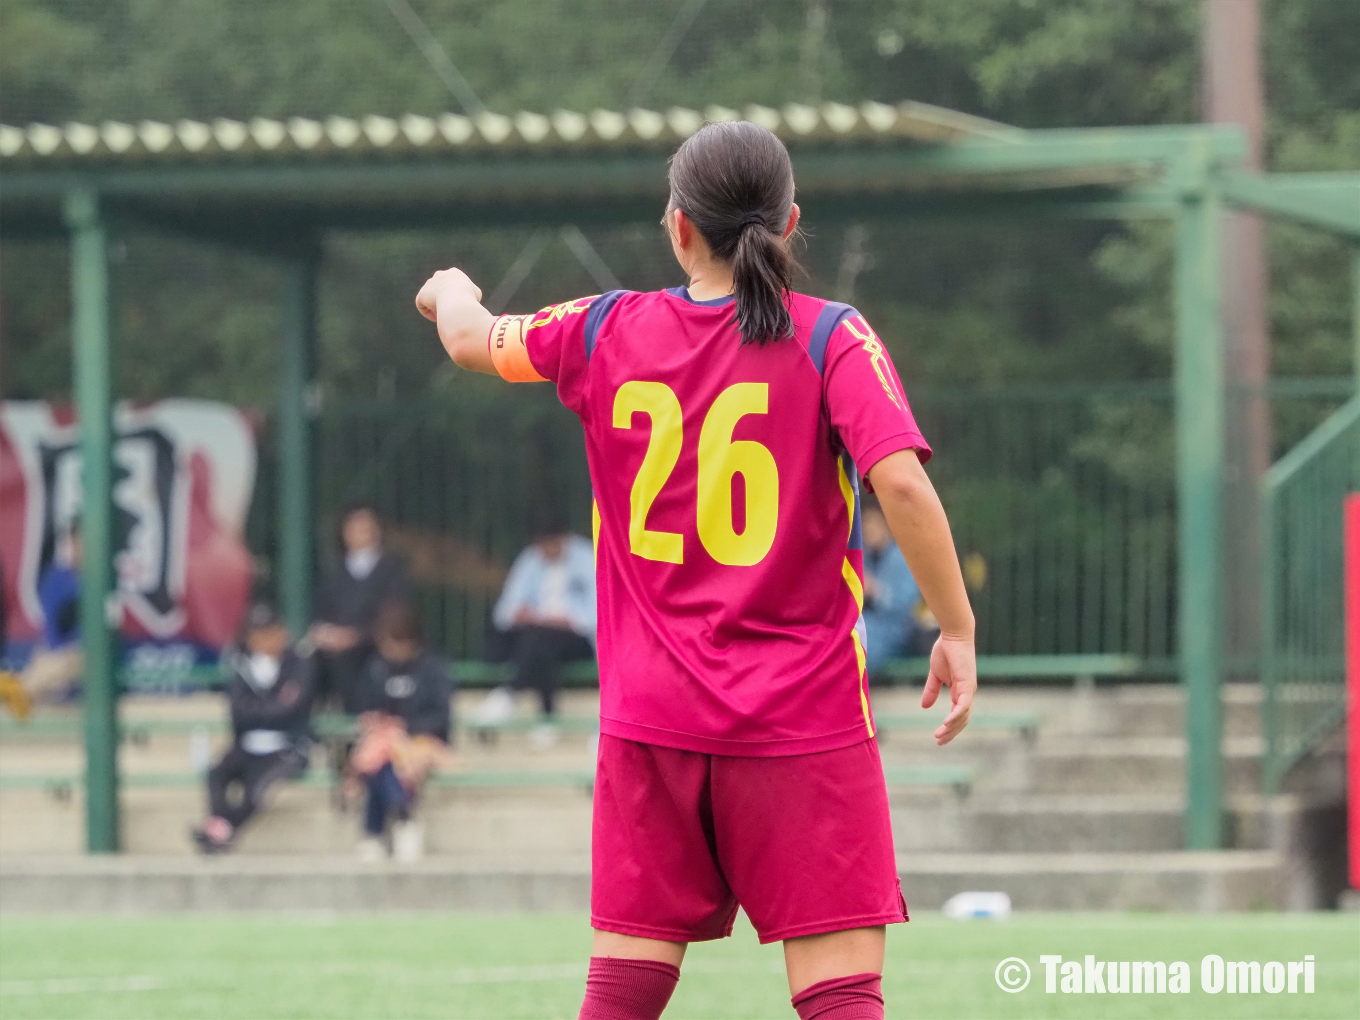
[512,287,930,755]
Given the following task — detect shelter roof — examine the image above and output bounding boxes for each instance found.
[0,101,1017,165]
[4,100,1351,243]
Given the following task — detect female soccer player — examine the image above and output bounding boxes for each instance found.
[417,120,977,1020]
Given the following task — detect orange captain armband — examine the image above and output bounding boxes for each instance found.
[487,314,547,383]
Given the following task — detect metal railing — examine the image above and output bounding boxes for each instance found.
[1262,395,1360,792]
[916,383,1179,662]
[241,379,1352,670]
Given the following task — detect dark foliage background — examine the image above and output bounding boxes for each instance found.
[2,0,1355,406]
[1,1,1354,657]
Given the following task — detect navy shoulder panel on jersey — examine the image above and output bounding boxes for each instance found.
[584,290,631,361]
[805,301,857,375]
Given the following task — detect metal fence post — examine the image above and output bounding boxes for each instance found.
[1260,472,1279,793]
[278,256,318,639]
[1175,164,1227,849]
[1353,242,1359,393]
[63,189,119,853]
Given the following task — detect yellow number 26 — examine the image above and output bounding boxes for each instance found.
[611,381,779,567]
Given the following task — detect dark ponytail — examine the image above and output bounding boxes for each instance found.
[668,121,798,346]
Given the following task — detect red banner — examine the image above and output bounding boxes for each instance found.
[1,400,256,671]
[1346,493,1359,891]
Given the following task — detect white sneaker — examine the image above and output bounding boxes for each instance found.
[392,820,425,863]
[472,686,516,727]
[356,837,386,864]
[529,722,560,750]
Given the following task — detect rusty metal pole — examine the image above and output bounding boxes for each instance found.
[1202,0,1270,680]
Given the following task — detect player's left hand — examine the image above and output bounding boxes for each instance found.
[921,633,976,746]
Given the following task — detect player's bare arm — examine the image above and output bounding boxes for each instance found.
[867,449,977,746]
[415,267,497,375]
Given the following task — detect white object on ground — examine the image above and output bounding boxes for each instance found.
[472,685,516,726]
[392,820,424,863]
[942,891,1012,920]
[356,837,386,864]
[529,723,559,750]
[188,726,212,774]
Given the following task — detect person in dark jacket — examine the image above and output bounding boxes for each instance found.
[310,503,411,713]
[192,604,317,853]
[349,601,452,863]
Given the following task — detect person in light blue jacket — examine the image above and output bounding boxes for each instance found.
[480,516,595,728]
[861,496,925,677]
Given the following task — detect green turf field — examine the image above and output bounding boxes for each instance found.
[0,912,1355,1019]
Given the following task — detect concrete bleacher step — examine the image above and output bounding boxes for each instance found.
[0,683,1264,741]
[890,793,1313,854]
[0,762,981,856]
[0,849,1290,913]
[1026,736,1264,795]
[0,856,594,913]
[0,785,599,857]
[898,850,1288,911]
[892,797,1179,855]
[3,679,1345,909]
[878,682,1262,741]
[1089,684,1262,739]
[8,783,1318,862]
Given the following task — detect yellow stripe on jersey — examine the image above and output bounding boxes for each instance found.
[591,499,600,565]
[841,316,903,410]
[837,458,864,610]
[842,556,864,612]
[837,457,873,737]
[851,629,875,738]
[837,457,856,540]
[526,295,597,331]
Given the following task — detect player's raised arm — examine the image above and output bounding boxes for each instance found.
[867,449,977,746]
[415,267,497,375]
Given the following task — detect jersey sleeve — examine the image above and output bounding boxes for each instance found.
[486,294,601,414]
[492,290,631,415]
[822,311,931,478]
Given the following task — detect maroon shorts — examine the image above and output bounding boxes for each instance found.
[590,734,907,945]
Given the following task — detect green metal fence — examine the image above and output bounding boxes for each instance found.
[916,384,1177,662]
[249,386,595,660]
[318,385,594,659]
[1261,394,1360,792]
[244,378,1351,668]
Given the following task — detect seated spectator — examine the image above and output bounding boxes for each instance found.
[478,517,595,743]
[310,503,410,713]
[192,603,317,853]
[22,522,83,706]
[861,496,926,677]
[349,601,452,863]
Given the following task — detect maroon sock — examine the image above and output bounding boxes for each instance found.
[791,972,884,1020]
[577,957,681,1020]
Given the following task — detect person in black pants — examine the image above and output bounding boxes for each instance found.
[349,601,452,862]
[310,503,410,713]
[478,518,595,742]
[192,604,317,853]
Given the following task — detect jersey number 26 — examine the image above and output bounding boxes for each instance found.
[612,381,778,567]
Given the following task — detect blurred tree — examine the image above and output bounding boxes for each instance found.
[1,0,1355,405]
